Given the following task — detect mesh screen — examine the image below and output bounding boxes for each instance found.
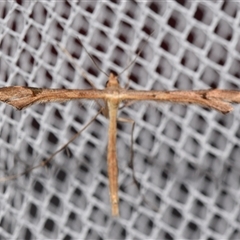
[1,1,240,239]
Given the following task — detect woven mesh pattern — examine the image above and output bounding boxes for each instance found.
[1,1,240,239]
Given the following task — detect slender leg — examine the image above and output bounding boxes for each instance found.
[117,117,140,189]
[119,100,136,110]
[118,117,162,213]
[0,109,102,182]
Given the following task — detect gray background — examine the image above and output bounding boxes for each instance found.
[0,1,240,239]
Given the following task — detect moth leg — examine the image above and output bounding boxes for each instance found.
[119,100,136,110]
[0,109,102,182]
[118,117,161,213]
[117,117,140,190]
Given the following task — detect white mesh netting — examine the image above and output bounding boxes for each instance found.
[1,1,240,239]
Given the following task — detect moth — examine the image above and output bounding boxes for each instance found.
[1,39,240,216]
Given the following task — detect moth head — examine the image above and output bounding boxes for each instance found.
[105,73,119,88]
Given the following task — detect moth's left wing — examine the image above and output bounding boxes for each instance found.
[0,86,107,110]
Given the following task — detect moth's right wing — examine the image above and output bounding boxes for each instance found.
[120,89,240,114]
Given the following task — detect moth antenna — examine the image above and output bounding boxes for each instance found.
[118,31,154,76]
[77,36,109,77]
